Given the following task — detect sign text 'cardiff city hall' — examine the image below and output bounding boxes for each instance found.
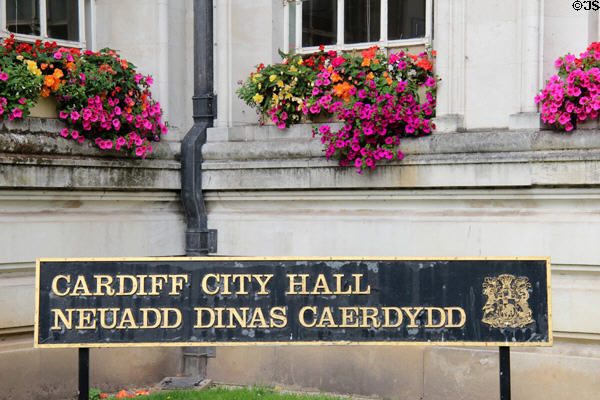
[35,258,552,347]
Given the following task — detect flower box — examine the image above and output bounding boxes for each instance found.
[29,96,58,119]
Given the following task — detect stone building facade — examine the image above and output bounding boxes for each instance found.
[1,0,600,399]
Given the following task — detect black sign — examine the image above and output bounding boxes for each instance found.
[35,257,552,347]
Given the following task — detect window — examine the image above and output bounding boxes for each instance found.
[285,0,432,52]
[0,0,89,47]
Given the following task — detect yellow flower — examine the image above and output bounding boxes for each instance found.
[285,93,292,99]
[252,93,264,103]
[277,80,284,87]
[290,66,297,72]
[269,75,277,82]
[16,55,23,61]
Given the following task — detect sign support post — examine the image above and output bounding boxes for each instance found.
[79,347,89,400]
[499,346,511,400]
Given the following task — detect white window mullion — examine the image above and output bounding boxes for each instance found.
[425,0,433,43]
[0,0,6,33]
[380,0,388,45]
[78,0,85,46]
[39,0,47,38]
[283,2,289,52]
[337,0,344,47]
[295,0,302,50]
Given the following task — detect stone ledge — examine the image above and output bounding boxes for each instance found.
[0,118,181,191]
[202,125,600,190]
[0,117,177,160]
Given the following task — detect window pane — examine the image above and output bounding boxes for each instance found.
[344,0,380,44]
[302,0,337,47]
[388,0,426,40]
[6,0,40,36]
[46,0,79,41]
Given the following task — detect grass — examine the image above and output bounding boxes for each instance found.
[94,386,349,400]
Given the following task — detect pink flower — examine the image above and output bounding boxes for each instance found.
[135,146,146,156]
[146,76,154,85]
[0,73,8,81]
[53,52,63,60]
[71,130,79,139]
[18,98,26,105]
[60,128,70,137]
[59,110,69,119]
[70,111,80,121]
[12,108,22,118]
[134,74,143,83]
[331,56,345,67]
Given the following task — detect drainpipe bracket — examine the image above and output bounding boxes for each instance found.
[185,229,218,255]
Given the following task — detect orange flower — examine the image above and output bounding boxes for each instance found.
[366,72,374,81]
[333,81,354,102]
[432,50,437,56]
[386,77,393,85]
[66,62,76,71]
[361,58,371,67]
[40,63,47,70]
[53,68,63,79]
[121,59,128,69]
[417,58,433,71]
[409,54,418,61]
[115,390,129,399]
[44,75,55,87]
[361,46,377,60]
[331,73,342,83]
[99,395,108,399]
[41,87,50,97]
[383,72,389,77]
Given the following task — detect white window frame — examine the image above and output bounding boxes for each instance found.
[0,0,91,49]
[284,0,432,54]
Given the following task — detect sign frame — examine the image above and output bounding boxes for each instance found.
[34,256,553,348]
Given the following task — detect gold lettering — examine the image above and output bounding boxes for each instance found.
[98,308,119,329]
[221,274,232,295]
[382,307,403,328]
[360,307,380,328]
[227,308,248,328]
[136,275,148,295]
[117,308,139,329]
[232,274,252,295]
[201,274,219,295]
[269,306,287,328]
[51,275,70,296]
[140,308,162,329]
[254,274,273,295]
[161,308,182,329]
[214,307,226,328]
[286,274,309,294]
[116,275,138,296]
[299,306,317,327]
[194,307,215,328]
[316,307,338,328]
[169,274,189,295]
[93,275,115,296]
[339,307,359,328]
[75,308,97,329]
[148,274,169,295]
[333,274,352,294]
[445,307,467,328]
[248,307,269,328]
[425,307,446,328]
[402,307,423,328]
[353,274,371,294]
[311,274,332,295]
[71,275,92,296]
[51,308,73,330]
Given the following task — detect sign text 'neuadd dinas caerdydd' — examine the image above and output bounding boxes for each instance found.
[35,257,552,347]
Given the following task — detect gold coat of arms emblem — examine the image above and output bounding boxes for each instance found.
[482,274,534,328]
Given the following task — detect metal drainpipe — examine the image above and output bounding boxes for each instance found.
[179,0,217,384]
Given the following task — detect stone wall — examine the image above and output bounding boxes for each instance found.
[203,123,600,399]
[0,118,186,399]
